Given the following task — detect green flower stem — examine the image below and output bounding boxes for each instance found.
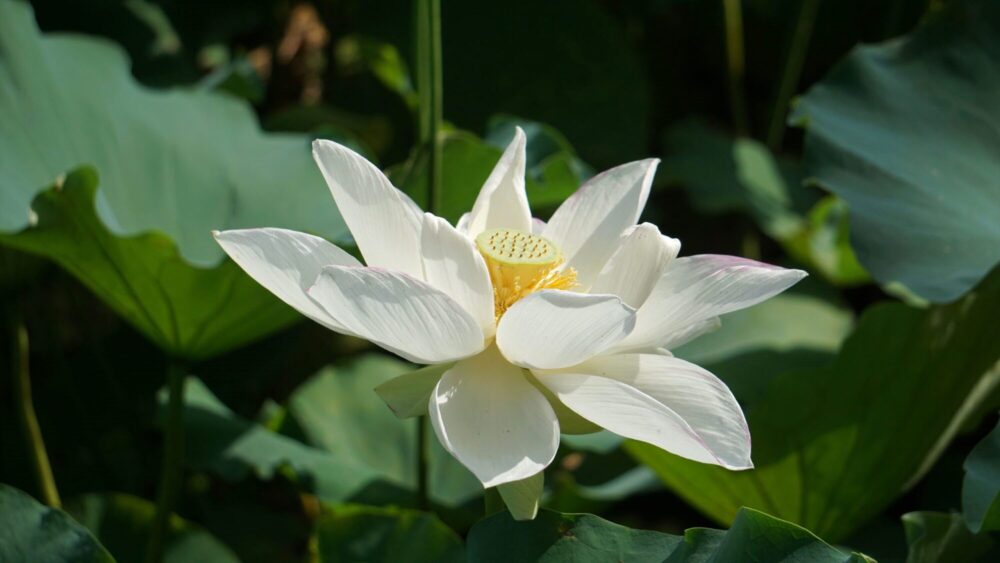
[722,0,750,136]
[414,0,442,512]
[484,487,504,516]
[144,361,186,563]
[416,0,443,214]
[10,315,60,508]
[766,0,820,150]
[416,417,430,510]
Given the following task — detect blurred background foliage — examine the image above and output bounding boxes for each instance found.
[1,0,999,561]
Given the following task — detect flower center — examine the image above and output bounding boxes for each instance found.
[475,228,577,320]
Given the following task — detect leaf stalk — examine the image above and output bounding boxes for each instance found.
[10,315,61,508]
[144,361,186,563]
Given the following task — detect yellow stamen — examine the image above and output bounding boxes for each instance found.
[475,228,577,320]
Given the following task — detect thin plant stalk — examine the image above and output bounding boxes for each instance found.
[766,0,820,150]
[414,0,443,512]
[722,0,750,136]
[416,415,430,510]
[144,362,186,563]
[416,0,443,213]
[11,316,61,508]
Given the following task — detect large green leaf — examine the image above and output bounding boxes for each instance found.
[792,0,1000,302]
[674,292,853,368]
[0,484,115,563]
[1,169,300,359]
[466,508,867,562]
[315,504,464,563]
[176,360,481,509]
[903,512,1000,563]
[65,493,239,563]
[174,377,391,502]
[663,120,812,242]
[673,291,854,416]
[629,266,1000,542]
[287,355,482,509]
[0,0,348,358]
[662,121,867,286]
[963,416,1000,533]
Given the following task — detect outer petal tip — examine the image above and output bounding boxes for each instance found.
[211,227,362,334]
[636,157,661,179]
[310,138,332,152]
[512,125,527,144]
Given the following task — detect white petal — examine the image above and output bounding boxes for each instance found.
[420,213,495,335]
[616,255,807,352]
[309,266,485,364]
[497,471,544,521]
[567,353,751,469]
[312,140,424,278]
[536,372,734,468]
[590,223,680,307]
[455,212,471,235]
[526,372,602,435]
[530,217,547,235]
[464,127,531,237]
[496,290,636,370]
[374,363,451,419]
[429,346,559,487]
[660,317,721,350]
[542,159,659,286]
[213,228,360,333]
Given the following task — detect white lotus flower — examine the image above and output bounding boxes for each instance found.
[213,129,806,520]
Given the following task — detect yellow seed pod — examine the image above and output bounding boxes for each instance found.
[475,228,576,319]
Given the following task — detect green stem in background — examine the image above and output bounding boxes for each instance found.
[10,316,61,508]
[414,0,442,512]
[484,487,504,517]
[741,225,762,261]
[722,0,750,136]
[765,0,820,151]
[416,0,443,214]
[416,416,430,510]
[144,362,186,563]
